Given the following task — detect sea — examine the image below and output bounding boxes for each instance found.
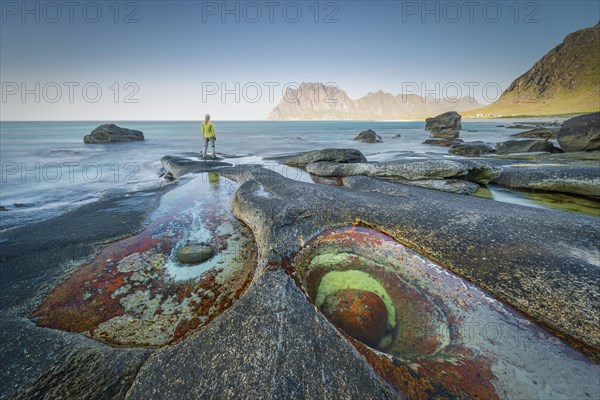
[0,118,593,230]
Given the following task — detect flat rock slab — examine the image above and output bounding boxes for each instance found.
[493,164,600,197]
[219,166,600,353]
[161,155,231,178]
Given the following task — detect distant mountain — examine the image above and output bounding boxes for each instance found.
[266,82,482,120]
[467,22,600,117]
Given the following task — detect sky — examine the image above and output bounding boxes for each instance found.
[1,0,599,120]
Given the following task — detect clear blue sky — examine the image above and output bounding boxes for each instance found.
[1,0,598,120]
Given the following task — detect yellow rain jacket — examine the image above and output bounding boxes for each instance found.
[202,122,216,139]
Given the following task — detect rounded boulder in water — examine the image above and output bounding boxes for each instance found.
[320,288,388,348]
[176,244,214,264]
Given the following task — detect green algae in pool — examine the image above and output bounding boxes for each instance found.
[291,226,600,400]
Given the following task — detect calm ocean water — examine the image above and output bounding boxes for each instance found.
[0,119,562,229]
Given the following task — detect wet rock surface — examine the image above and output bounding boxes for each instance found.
[84,124,144,144]
[3,153,600,399]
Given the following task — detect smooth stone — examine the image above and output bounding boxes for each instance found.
[449,141,496,157]
[282,148,367,167]
[176,244,214,264]
[83,124,144,144]
[354,129,383,143]
[493,165,600,197]
[320,289,388,348]
[557,112,600,152]
[425,111,462,131]
[496,139,555,155]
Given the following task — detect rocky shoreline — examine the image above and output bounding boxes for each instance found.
[2,115,600,398]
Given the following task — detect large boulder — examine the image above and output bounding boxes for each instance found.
[449,141,496,157]
[496,139,555,155]
[425,111,462,138]
[84,124,144,144]
[557,112,600,152]
[354,129,382,143]
[282,148,367,167]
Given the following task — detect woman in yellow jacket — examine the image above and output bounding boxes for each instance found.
[202,114,216,159]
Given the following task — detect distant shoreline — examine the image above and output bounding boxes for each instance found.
[0,114,586,124]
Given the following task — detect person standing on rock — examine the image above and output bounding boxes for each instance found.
[202,114,216,160]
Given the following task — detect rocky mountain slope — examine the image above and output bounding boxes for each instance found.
[468,22,600,117]
[267,82,482,120]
